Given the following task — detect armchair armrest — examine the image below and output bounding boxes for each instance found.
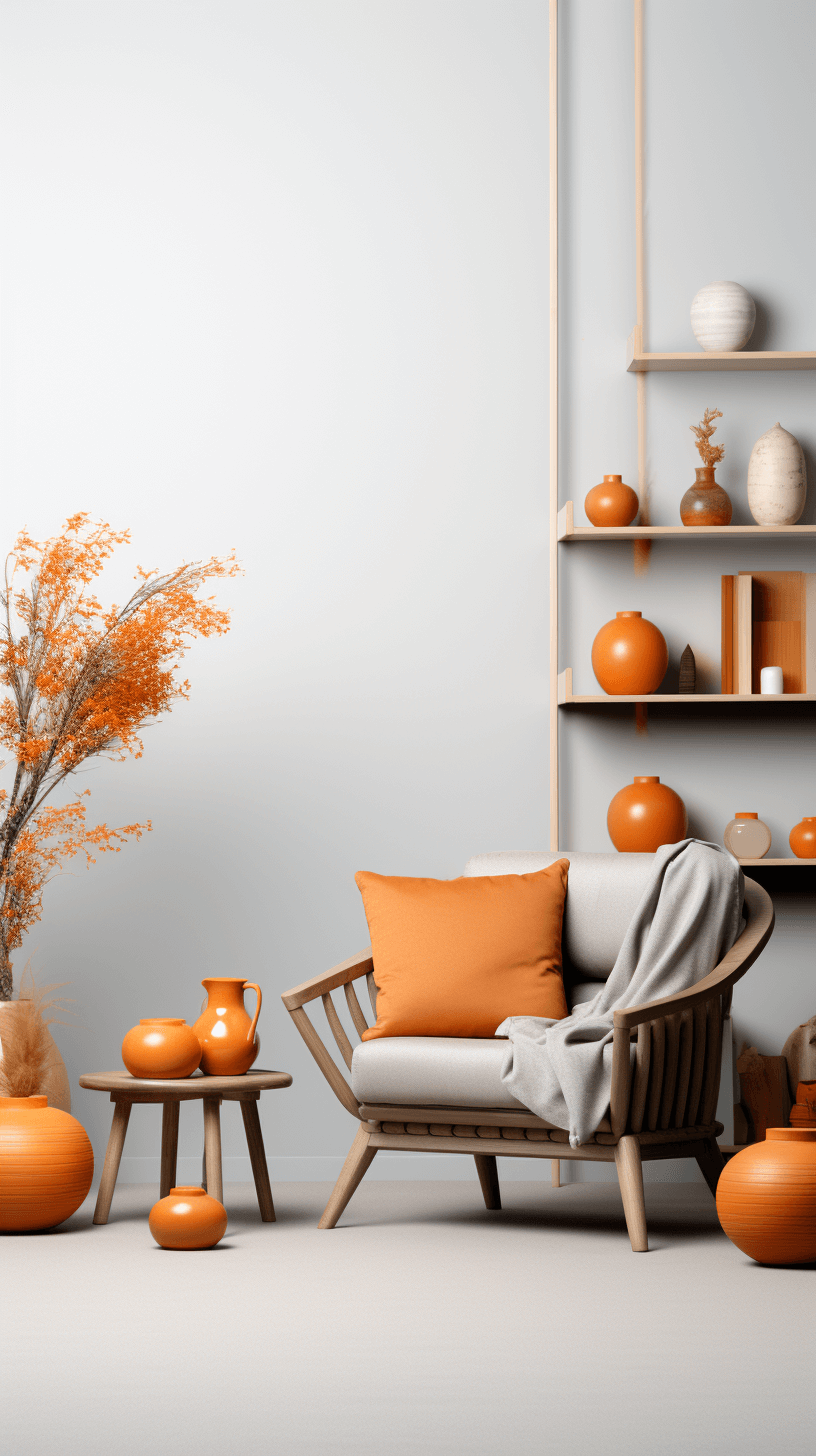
[281,948,373,1010]
[281,949,374,1120]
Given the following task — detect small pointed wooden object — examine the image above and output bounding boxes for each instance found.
[679,644,696,694]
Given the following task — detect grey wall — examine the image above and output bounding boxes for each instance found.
[0,1,812,1187]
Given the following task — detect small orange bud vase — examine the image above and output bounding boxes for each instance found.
[680,466,733,526]
[789,817,816,858]
[716,1128,816,1265]
[192,977,262,1075]
[0,1095,94,1231]
[607,776,688,853]
[121,1019,202,1079]
[584,475,639,527]
[148,1186,228,1249]
[591,612,668,695]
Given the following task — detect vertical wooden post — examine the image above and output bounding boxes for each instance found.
[549,0,560,850]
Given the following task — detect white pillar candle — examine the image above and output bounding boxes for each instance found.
[760,665,784,695]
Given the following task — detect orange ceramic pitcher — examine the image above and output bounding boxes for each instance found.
[192,978,262,1075]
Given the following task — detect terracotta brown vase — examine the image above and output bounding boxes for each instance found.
[680,466,732,526]
[0,1095,94,1231]
[149,1186,228,1249]
[591,611,668,695]
[789,817,816,859]
[790,1082,816,1128]
[584,475,639,527]
[192,978,261,1076]
[121,1018,202,1079]
[716,1127,816,1264]
[607,776,688,853]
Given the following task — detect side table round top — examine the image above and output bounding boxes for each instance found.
[79,1068,293,1096]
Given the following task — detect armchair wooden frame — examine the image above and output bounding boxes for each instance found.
[282,877,773,1250]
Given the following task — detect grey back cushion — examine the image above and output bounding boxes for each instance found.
[463,851,655,980]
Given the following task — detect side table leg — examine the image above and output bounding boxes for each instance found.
[93,1100,132,1225]
[160,1101,180,1198]
[240,1099,276,1222]
[203,1097,223,1206]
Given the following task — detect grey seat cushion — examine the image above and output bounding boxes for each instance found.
[351,1036,527,1110]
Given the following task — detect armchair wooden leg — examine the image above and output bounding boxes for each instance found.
[474,1154,501,1210]
[551,1159,561,1188]
[319,1125,376,1229]
[160,1101,180,1199]
[614,1136,649,1252]
[695,1136,725,1198]
[93,1099,132,1225]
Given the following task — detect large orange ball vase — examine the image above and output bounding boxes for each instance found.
[0,1095,94,1231]
[591,612,668,695]
[789,818,816,859]
[149,1186,228,1249]
[716,1128,816,1264]
[121,1019,202,1079]
[607,776,688,853]
[192,978,262,1076]
[584,475,639,527]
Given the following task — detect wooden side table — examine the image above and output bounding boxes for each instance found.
[78,1069,292,1225]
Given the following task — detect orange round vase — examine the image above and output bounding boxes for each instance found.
[192,978,262,1076]
[148,1186,228,1249]
[584,475,639,527]
[716,1127,816,1265]
[0,1095,94,1231]
[789,817,816,859]
[591,611,668,695]
[121,1019,202,1079]
[680,466,732,526]
[607,776,688,853]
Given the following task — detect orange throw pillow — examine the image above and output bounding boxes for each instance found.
[356,861,570,1040]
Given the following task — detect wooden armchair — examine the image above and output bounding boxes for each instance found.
[282,854,773,1251]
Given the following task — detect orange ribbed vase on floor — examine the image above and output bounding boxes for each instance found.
[0,1095,94,1231]
[121,1018,202,1078]
[591,612,668,695]
[149,1186,228,1249]
[192,978,262,1075]
[716,1128,816,1264]
[607,776,688,853]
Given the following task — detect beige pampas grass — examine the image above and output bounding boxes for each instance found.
[0,965,73,1106]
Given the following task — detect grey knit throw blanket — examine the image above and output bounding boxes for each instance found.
[495,840,744,1147]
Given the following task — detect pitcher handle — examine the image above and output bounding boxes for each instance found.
[243,982,262,1044]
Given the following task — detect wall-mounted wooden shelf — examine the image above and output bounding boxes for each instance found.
[557,668,816,707]
[557,501,816,541]
[626,327,816,373]
[739,858,816,867]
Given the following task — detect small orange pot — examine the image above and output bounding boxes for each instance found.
[0,1095,94,1231]
[789,817,816,859]
[192,978,262,1076]
[716,1127,816,1264]
[121,1019,202,1079]
[591,612,668,695]
[148,1186,228,1249]
[790,1082,816,1128]
[584,475,639,528]
[607,776,688,853]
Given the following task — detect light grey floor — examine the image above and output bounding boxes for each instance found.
[6,1178,813,1456]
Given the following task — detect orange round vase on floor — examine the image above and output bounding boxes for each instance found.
[716,1128,816,1264]
[591,612,668,695]
[680,466,732,526]
[149,1186,228,1249]
[789,817,816,858]
[121,1019,202,1079]
[584,475,639,527]
[0,1095,94,1231]
[192,978,262,1075]
[607,776,688,853]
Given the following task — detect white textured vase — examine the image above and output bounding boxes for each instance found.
[690,280,756,351]
[747,422,807,525]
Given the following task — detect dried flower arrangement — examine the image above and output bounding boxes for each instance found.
[0,514,240,1001]
[690,407,725,467]
[0,965,71,1101]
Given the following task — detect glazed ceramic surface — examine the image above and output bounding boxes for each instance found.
[193,978,262,1075]
[723,814,771,860]
[690,280,755,351]
[789,817,816,858]
[584,475,639,528]
[680,467,732,526]
[716,1127,816,1264]
[790,1082,816,1129]
[0,1002,71,1112]
[747,423,807,526]
[607,776,688,853]
[121,1019,202,1079]
[591,612,668,696]
[760,666,783,695]
[0,1095,94,1231]
[148,1186,228,1249]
